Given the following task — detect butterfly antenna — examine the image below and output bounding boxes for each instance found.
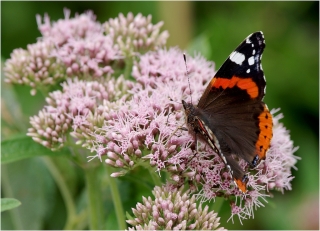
[183,53,193,104]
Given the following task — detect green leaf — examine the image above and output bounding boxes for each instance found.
[1,198,21,212]
[1,135,71,164]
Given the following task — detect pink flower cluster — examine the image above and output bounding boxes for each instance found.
[127,184,226,230]
[27,76,131,150]
[37,8,101,46]
[104,12,169,56]
[4,40,65,95]
[4,9,168,95]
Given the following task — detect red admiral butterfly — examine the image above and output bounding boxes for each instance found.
[183,31,273,193]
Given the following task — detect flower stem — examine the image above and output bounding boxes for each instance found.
[124,57,134,80]
[105,166,127,230]
[84,166,104,230]
[41,156,77,230]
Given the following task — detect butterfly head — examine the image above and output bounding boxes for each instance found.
[182,100,196,123]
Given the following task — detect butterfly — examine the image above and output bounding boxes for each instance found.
[182,31,273,192]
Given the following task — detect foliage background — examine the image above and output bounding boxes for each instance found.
[1,1,319,230]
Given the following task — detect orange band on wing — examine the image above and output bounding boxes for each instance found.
[234,178,248,193]
[255,105,273,160]
[210,76,259,99]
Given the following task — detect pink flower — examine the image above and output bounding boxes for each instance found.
[126,184,226,230]
[4,10,168,95]
[104,12,169,56]
[27,76,131,150]
[36,8,101,46]
[53,35,118,77]
[3,40,65,95]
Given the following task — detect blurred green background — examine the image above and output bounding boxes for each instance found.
[1,1,319,230]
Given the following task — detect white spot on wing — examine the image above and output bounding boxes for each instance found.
[229,51,245,65]
[248,56,255,66]
[227,165,232,174]
[252,49,256,55]
[246,69,250,73]
[204,124,220,149]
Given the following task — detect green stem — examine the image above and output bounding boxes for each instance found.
[74,208,89,230]
[84,166,104,230]
[41,157,77,230]
[105,166,127,230]
[124,57,133,80]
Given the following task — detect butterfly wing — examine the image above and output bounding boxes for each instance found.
[197,32,273,190]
